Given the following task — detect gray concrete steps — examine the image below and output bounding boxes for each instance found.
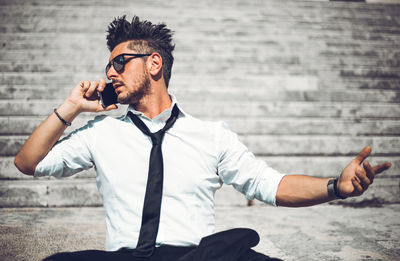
[1,87,399,103]
[2,59,399,73]
[1,69,398,83]
[2,47,399,65]
[2,135,399,157]
[2,156,399,180]
[2,116,400,135]
[2,35,400,53]
[1,67,398,82]
[0,0,399,208]
[0,179,100,207]
[2,100,400,118]
[0,1,398,23]
[0,176,399,208]
[333,78,400,90]
[1,77,399,91]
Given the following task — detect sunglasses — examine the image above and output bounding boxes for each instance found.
[105,53,151,78]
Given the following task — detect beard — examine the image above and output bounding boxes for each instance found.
[116,71,151,105]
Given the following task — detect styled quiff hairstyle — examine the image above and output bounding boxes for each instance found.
[106,15,175,88]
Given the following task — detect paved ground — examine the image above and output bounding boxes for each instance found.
[0,203,399,261]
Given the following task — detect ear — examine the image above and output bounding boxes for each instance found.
[147,52,163,77]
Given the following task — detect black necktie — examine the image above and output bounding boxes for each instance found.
[128,104,179,257]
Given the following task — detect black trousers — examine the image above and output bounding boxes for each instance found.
[43,228,283,261]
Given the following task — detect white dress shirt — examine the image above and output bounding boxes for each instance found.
[35,94,285,251]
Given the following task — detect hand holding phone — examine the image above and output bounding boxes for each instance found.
[100,82,119,108]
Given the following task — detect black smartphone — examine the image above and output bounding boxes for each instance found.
[100,82,118,108]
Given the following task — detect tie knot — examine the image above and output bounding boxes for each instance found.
[151,131,164,145]
[128,104,179,147]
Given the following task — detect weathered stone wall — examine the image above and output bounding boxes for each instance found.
[1,0,399,207]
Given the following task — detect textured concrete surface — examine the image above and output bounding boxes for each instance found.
[0,204,399,261]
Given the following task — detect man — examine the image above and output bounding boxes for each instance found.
[14,15,391,261]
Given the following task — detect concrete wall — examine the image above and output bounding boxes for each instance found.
[0,0,399,207]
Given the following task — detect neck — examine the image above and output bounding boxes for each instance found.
[133,84,172,119]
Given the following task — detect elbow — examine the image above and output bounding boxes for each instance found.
[14,155,36,176]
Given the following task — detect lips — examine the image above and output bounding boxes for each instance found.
[112,83,123,93]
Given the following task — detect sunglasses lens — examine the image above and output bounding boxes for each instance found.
[106,54,146,76]
[113,61,124,73]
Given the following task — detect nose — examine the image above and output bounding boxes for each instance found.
[106,64,118,80]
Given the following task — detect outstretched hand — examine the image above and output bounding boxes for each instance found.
[337,146,391,198]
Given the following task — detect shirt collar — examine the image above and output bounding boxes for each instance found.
[124,93,186,122]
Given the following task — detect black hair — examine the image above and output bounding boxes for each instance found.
[106,15,175,88]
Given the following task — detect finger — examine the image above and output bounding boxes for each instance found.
[80,80,90,92]
[372,162,392,175]
[104,104,118,111]
[355,166,370,189]
[354,146,371,165]
[353,174,361,184]
[97,78,107,92]
[363,161,374,184]
[94,103,117,113]
[85,81,100,99]
[352,178,364,194]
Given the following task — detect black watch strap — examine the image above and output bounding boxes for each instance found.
[327,177,347,199]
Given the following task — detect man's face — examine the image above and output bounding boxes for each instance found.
[106,41,150,105]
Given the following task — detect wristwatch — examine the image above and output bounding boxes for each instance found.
[327,177,347,199]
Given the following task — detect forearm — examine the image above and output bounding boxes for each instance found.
[14,79,116,175]
[275,175,335,207]
[14,100,81,175]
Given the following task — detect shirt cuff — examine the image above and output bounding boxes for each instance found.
[254,168,286,206]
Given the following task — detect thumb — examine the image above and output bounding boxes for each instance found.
[354,146,371,165]
[104,104,118,111]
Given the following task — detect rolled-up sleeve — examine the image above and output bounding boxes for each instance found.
[216,122,285,206]
[34,123,94,178]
